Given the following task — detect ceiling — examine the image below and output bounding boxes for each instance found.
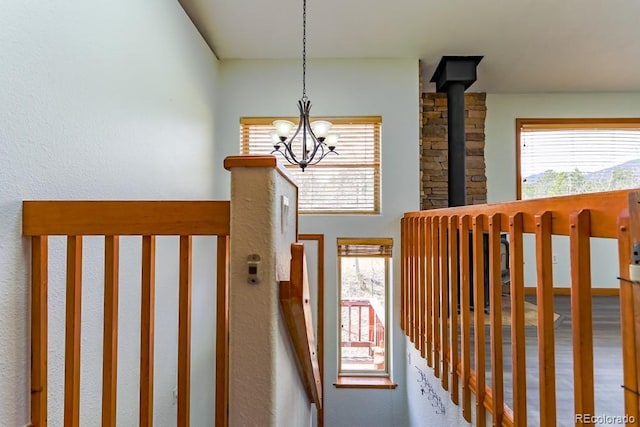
[179,0,640,93]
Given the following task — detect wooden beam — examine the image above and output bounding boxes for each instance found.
[448,216,460,405]
[488,214,504,426]
[459,215,472,422]
[472,215,487,427]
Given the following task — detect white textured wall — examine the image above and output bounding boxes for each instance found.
[217,58,419,427]
[486,93,640,288]
[227,165,310,426]
[0,1,218,425]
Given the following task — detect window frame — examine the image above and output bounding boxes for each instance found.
[516,118,640,200]
[336,238,393,384]
[240,116,382,215]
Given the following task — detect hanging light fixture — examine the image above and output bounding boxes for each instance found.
[270,0,338,172]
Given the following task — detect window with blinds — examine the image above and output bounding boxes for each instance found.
[337,238,392,376]
[517,119,640,200]
[240,117,381,214]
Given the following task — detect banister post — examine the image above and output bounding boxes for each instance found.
[224,156,311,427]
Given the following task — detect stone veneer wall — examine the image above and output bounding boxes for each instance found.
[420,92,487,210]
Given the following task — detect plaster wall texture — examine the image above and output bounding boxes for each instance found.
[217,58,420,427]
[228,165,310,426]
[0,1,219,425]
[485,93,640,289]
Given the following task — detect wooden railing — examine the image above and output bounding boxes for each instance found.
[340,299,385,350]
[23,201,230,427]
[401,189,640,427]
[279,243,323,409]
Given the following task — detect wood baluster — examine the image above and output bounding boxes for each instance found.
[432,217,441,379]
[102,236,120,427]
[535,211,557,427]
[401,218,406,333]
[31,236,48,426]
[509,213,527,427]
[64,236,83,427]
[425,217,433,367]
[448,215,460,405]
[418,216,425,357]
[216,235,230,427]
[140,236,156,427]
[472,215,487,427]
[440,217,449,391]
[618,212,639,423]
[459,215,472,422]
[570,210,595,424]
[488,214,504,426]
[178,236,193,426]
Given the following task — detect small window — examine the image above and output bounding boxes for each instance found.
[240,117,381,214]
[517,118,640,200]
[337,238,392,377]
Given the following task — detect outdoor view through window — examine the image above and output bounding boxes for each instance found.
[518,119,640,199]
[338,239,392,376]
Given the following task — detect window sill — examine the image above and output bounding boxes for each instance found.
[334,376,397,389]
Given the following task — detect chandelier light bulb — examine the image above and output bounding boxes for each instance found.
[310,120,332,140]
[273,120,295,140]
[326,133,339,149]
[269,131,281,148]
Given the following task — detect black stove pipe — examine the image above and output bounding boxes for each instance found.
[430,56,483,207]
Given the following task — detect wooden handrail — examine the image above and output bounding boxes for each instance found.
[279,243,323,409]
[23,200,230,236]
[24,200,231,427]
[401,189,640,427]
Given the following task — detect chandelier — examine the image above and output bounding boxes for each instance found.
[270,0,338,172]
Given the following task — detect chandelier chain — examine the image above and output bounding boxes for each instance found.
[302,0,307,101]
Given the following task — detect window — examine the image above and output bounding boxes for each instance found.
[337,238,392,379]
[517,119,640,200]
[240,117,381,214]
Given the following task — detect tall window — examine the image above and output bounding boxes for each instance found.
[337,238,392,376]
[240,117,381,214]
[517,119,640,200]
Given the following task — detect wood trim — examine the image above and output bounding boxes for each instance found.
[22,201,230,236]
[279,243,323,407]
[240,116,382,125]
[298,234,325,427]
[139,236,156,427]
[404,189,632,238]
[64,236,82,427]
[515,119,524,200]
[518,118,640,130]
[30,236,48,427]
[102,236,119,427]
[523,287,620,296]
[333,376,397,389]
[223,155,278,169]
[535,211,557,426]
[215,236,230,427]
[177,236,192,427]
[569,210,595,418]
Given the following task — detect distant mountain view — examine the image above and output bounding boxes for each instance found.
[522,159,640,199]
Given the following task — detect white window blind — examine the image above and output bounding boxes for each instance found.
[240,117,381,214]
[518,121,640,200]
